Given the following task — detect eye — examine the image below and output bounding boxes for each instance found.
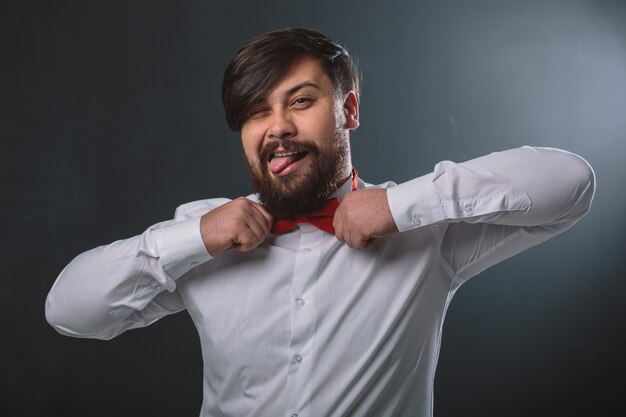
[246,107,269,119]
[291,97,314,109]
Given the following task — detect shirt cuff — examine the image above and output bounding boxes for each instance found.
[153,217,212,281]
[387,173,442,232]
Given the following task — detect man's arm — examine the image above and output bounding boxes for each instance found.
[45,198,272,340]
[334,146,595,281]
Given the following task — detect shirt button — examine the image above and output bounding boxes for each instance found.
[291,414,299,417]
[411,216,421,226]
[294,354,303,363]
[296,297,305,308]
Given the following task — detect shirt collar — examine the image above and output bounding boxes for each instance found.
[329,170,360,202]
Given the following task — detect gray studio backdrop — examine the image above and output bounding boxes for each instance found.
[1,0,624,416]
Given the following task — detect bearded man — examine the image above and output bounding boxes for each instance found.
[46,28,595,417]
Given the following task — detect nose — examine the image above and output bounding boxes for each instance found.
[266,109,296,141]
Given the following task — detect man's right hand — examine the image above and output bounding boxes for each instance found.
[200,198,273,256]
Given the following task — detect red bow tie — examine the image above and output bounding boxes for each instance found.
[270,169,359,235]
[271,198,340,234]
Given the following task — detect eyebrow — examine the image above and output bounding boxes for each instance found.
[284,81,321,97]
[248,81,322,110]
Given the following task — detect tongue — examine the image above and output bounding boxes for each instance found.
[269,155,298,174]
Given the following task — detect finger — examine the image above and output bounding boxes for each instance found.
[353,232,368,251]
[231,206,268,250]
[360,237,376,251]
[233,227,264,252]
[349,230,372,251]
[334,213,345,243]
[335,203,350,242]
[242,219,266,245]
[250,201,274,231]
[345,229,356,249]
[239,203,271,241]
[234,199,270,236]
[243,206,271,237]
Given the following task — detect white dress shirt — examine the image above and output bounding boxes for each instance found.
[46,146,595,417]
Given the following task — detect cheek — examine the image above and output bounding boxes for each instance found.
[298,111,338,139]
[241,130,263,161]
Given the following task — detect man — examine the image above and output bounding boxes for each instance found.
[46,28,595,417]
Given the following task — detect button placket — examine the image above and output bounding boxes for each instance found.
[285,226,320,417]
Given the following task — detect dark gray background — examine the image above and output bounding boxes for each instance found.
[1,0,624,416]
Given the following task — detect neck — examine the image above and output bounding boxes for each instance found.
[331,169,354,194]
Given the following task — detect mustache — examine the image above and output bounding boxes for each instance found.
[259,139,318,161]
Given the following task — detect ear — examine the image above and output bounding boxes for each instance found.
[342,91,359,130]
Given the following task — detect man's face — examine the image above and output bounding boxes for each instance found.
[240,56,359,217]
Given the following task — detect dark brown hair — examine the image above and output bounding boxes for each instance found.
[222,28,360,131]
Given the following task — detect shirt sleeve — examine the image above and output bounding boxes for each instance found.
[45,204,213,340]
[386,146,595,286]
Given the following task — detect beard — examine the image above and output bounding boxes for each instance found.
[245,130,350,217]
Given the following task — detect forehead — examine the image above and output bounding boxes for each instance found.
[264,56,334,101]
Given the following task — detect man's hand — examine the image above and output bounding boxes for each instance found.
[333,188,398,250]
[200,198,273,256]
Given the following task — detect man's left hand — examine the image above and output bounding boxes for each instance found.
[333,188,399,250]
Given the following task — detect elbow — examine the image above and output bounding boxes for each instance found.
[45,293,71,336]
[568,150,596,217]
[45,288,92,338]
[45,291,75,337]
[547,148,596,226]
[45,268,72,336]
[45,264,89,338]
[45,295,118,340]
[45,268,118,340]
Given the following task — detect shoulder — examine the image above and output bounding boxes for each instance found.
[172,193,262,221]
[360,178,398,190]
[173,198,233,221]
